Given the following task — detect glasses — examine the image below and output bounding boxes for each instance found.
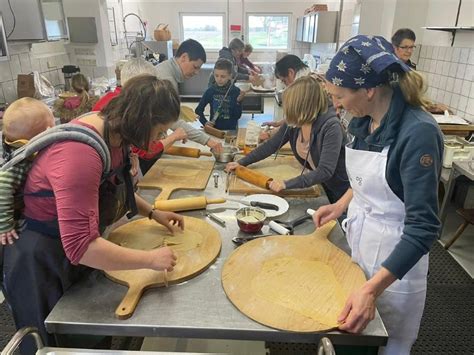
[398,45,416,51]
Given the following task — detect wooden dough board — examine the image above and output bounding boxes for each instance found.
[221,221,366,332]
[105,216,221,319]
[228,155,321,197]
[236,128,292,153]
[138,158,215,200]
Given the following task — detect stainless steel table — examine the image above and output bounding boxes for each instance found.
[45,155,388,348]
[439,160,474,225]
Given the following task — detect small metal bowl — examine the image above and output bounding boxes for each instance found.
[236,207,266,233]
[212,146,240,163]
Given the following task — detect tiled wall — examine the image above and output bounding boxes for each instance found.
[0,42,71,104]
[417,45,474,123]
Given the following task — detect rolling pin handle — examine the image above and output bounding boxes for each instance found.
[268,220,290,235]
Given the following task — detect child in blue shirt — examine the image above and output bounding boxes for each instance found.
[195,59,245,131]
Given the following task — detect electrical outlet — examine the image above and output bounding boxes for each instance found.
[47,60,55,69]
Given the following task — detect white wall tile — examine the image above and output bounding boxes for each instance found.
[39,58,49,72]
[451,93,460,109]
[50,70,60,86]
[445,92,452,106]
[452,47,461,63]
[9,55,22,78]
[456,63,467,79]
[0,86,5,103]
[470,82,474,98]
[464,65,474,82]
[436,90,445,103]
[462,80,471,96]
[446,77,455,92]
[435,60,443,74]
[19,54,32,74]
[466,99,474,118]
[2,81,17,102]
[0,61,12,82]
[440,75,447,89]
[458,95,468,112]
[433,46,440,60]
[30,56,41,72]
[445,47,453,61]
[418,59,425,71]
[430,60,436,73]
[460,48,470,64]
[433,74,441,88]
[438,47,447,61]
[442,61,450,75]
[426,45,433,59]
[449,62,458,77]
[454,79,463,94]
[420,45,427,58]
[469,49,474,65]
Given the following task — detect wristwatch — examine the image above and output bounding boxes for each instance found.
[148,208,156,220]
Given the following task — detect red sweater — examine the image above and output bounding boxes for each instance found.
[93,88,164,159]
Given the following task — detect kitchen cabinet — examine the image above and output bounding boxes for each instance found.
[297,11,338,43]
[0,0,68,41]
[296,17,304,42]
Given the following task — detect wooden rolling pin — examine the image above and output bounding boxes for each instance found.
[235,166,273,189]
[154,196,226,211]
[204,125,226,139]
[164,146,213,158]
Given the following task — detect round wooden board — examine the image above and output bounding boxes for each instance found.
[105,216,221,319]
[221,221,367,332]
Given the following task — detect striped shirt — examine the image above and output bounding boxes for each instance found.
[0,160,31,233]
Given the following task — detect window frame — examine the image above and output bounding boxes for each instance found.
[245,12,292,51]
[179,12,227,51]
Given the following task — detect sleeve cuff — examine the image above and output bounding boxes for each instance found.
[381,238,426,280]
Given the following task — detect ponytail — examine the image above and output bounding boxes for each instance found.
[398,70,431,110]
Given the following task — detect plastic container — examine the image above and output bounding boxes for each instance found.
[303,54,317,71]
[442,136,474,168]
[244,120,261,153]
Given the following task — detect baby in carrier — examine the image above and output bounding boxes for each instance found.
[0,97,54,245]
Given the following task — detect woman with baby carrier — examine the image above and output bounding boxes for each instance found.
[2,75,184,354]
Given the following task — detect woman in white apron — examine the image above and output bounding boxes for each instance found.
[312,35,443,355]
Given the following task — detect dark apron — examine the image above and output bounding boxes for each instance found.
[138,150,164,176]
[1,122,138,354]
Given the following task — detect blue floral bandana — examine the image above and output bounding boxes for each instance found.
[326,35,411,89]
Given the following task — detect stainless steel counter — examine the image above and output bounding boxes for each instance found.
[45,153,388,347]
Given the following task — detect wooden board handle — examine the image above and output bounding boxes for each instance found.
[235,166,272,189]
[204,125,226,139]
[115,284,145,320]
[155,187,173,202]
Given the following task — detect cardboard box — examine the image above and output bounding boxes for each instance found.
[17,74,36,99]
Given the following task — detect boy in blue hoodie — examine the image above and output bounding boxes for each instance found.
[195,59,245,131]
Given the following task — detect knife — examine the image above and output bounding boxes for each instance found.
[225,197,279,211]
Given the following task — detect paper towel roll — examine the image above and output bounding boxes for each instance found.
[268,220,290,235]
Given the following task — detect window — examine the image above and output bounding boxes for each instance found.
[247,14,290,50]
[180,14,225,50]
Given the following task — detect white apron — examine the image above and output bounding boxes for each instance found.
[342,144,428,355]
